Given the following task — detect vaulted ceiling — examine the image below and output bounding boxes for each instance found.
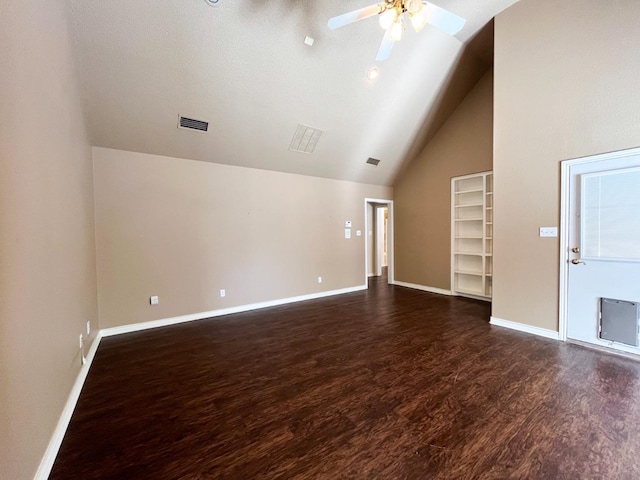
[67,0,519,186]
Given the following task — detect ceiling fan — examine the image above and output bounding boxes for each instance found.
[328,0,466,61]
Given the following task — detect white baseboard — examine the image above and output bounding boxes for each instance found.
[393,280,452,296]
[101,285,368,337]
[35,331,103,480]
[490,316,560,340]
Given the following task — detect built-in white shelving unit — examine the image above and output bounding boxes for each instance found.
[451,171,493,300]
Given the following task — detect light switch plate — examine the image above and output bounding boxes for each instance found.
[539,227,558,237]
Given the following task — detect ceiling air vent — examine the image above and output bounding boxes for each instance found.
[289,124,323,154]
[366,157,381,166]
[178,115,209,133]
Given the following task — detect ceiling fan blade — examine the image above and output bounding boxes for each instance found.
[423,1,466,36]
[375,33,394,61]
[328,4,381,30]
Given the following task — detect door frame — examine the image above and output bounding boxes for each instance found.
[559,146,640,342]
[375,206,388,276]
[364,198,394,285]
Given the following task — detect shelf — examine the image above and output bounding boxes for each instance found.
[455,270,482,276]
[456,287,484,296]
[452,171,493,300]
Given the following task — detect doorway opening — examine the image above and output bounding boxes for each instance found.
[365,198,393,286]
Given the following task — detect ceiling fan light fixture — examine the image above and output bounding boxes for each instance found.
[378,8,397,30]
[389,19,403,41]
[410,9,428,32]
[406,0,423,14]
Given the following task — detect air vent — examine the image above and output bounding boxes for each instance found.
[178,116,209,133]
[289,124,323,154]
[366,157,381,166]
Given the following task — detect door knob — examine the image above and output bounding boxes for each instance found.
[571,247,580,253]
[571,258,586,265]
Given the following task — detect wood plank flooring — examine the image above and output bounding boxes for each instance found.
[50,276,640,479]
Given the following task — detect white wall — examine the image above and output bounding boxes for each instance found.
[0,2,98,479]
[93,148,393,328]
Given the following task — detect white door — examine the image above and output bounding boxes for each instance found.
[566,151,640,355]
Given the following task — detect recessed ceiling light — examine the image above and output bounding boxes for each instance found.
[304,36,315,47]
[367,67,379,81]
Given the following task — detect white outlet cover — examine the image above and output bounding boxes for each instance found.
[220,289,226,297]
[317,276,322,283]
[86,320,90,335]
[539,227,558,237]
[150,295,159,305]
[356,230,362,236]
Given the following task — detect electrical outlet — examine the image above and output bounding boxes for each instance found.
[318,277,323,284]
[79,334,86,365]
[220,289,226,298]
[150,295,159,305]
[86,320,90,335]
[539,227,558,237]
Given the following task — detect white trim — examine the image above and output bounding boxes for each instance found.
[558,146,640,344]
[490,316,560,340]
[35,332,103,480]
[559,160,571,341]
[393,280,452,296]
[567,338,640,361]
[364,198,394,286]
[453,292,491,302]
[100,285,367,337]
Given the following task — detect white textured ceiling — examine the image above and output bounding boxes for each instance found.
[67,0,519,186]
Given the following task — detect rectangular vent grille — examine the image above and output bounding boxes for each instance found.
[366,157,381,166]
[178,116,209,132]
[289,124,323,154]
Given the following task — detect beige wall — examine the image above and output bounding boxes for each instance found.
[493,0,640,331]
[394,70,494,289]
[94,148,392,328]
[0,2,98,479]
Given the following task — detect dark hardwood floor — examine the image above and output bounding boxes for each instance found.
[50,275,640,479]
